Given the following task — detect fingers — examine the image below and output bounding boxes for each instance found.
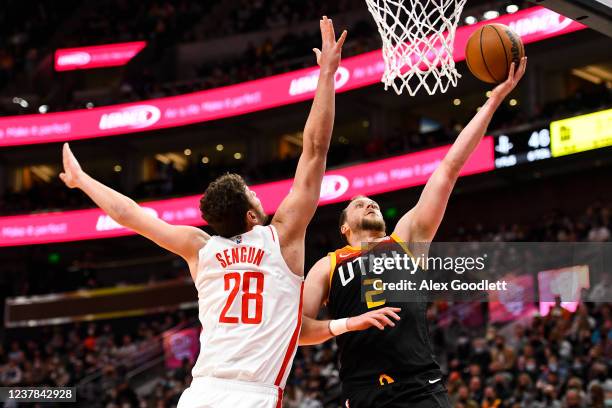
[320,16,331,48]
[336,29,348,49]
[326,16,335,45]
[517,56,527,80]
[367,317,384,330]
[319,18,326,46]
[62,143,71,169]
[376,314,395,327]
[370,308,401,329]
[312,48,321,61]
[507,62,516,83]
[382,307,401,322]
[59,172,66,183]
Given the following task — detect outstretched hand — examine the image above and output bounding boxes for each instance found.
[59,143,84,189]
[490,56,527,101]
[313,16,347,74]
[347,307,401,331]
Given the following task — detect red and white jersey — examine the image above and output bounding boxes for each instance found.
[191,224,303,389]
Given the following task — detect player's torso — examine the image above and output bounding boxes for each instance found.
[192,225,303,388]
[327,234,442,393]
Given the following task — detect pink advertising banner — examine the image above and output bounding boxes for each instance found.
[54,41,147,71]
[538,265,590,316]
[163,328,200,369]
[0,7,584,147]
[0,137,494,246]
[489,274,538,323]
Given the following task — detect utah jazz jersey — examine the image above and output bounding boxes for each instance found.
[326,233,444,395]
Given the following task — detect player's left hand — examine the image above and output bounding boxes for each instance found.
[347,307,401,331]
[313,16,347,75]
[490,56,527,101]
[59,143,84,189]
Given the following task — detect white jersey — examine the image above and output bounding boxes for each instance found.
[191,224,303,389]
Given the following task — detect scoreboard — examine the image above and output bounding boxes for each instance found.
[494,108,611,169]
[494,127,552,169]
[550,109,612,157]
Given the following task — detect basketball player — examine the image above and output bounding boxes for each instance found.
[299,57,527,407]
[58,17,360,408]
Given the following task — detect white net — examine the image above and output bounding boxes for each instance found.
[365,0,467,96]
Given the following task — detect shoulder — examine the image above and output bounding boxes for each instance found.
[306,255,333,282]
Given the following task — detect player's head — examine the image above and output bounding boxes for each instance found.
[339,195,386,242]
[200,173,266,238]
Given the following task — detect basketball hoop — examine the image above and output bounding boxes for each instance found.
[365,0,467,96]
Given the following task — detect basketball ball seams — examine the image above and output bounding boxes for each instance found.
[503,25,524,66]
[490,24,509,80]
[465,23,524,85]
[479,26,498,83]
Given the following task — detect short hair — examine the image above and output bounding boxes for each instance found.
[200,173,251,238]
[338,195,367,241]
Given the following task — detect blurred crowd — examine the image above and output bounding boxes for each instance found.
[1,297,610,407]
[441,301,612,408]
[448,203,612,244]
[0,312,197,407]
[1,193,611,406]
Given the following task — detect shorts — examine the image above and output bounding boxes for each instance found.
[343,384,451,408]
[178,377,281,408]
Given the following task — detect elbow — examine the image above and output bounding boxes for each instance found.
[304,127,331,158]
[440,160,461,181]
[298,336,320,346]
[310,138,330,158]
[298,330,311,346]
[111,200,137,225]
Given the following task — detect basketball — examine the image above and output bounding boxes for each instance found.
[465,23,525,84]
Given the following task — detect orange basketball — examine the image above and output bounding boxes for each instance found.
[465,23,525,84]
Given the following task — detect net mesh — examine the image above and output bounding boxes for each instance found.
[365,0,467,96]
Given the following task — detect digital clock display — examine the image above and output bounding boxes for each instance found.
[494,127,552,169]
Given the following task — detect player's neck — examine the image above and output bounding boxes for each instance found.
[347,230,386,248]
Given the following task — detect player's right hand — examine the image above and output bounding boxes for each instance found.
[347,307,401,331]
[59,143,84,189]
[312,16,347,75]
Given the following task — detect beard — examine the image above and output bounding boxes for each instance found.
[253,206,269,225]
[360,215,386,232]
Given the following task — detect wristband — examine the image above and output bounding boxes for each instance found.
[329,318,349,336]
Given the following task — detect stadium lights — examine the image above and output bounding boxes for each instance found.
[486,91,492,98]
[506,4,519,13]
[13,97,28,108]
[453,98,461,106]
[39,105,49,114]
[362,120,370,128]
[464,16,477,25]
[184,148,192,156]
[114,165,122,172]
[509,99,518,106]
[201,156,210,164]
[483,10,500,20]
[86,102,94,109]
[234,153,242,160]
[216,144,224,151]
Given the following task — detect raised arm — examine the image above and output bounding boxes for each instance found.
[393,58,527,243]
[299,256,400,345]
[60,143,209,276]
[272,17,347,275]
